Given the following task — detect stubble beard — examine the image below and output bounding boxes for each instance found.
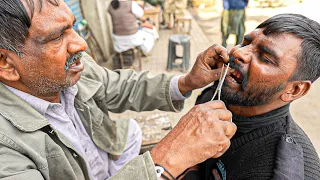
[26,71,78,97]
[221,82,285,106]
[24,52,83,97]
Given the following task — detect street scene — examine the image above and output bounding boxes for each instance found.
[0,0,319,179]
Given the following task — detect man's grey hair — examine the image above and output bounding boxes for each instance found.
[0,0,59,57]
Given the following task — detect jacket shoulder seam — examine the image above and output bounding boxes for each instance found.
[0,132,27,154]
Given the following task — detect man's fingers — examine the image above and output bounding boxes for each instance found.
[209,67,231,82]
[222,121,237,139]
[207,109,232,121]
[211,138,230,158]
[204,44,229,67]
[210,44,229,62]
[199,100,227,110]
[214,46,229,63]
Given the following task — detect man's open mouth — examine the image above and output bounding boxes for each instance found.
[70,59,81,67]
[229,69,244,84]
[65,52,83,70]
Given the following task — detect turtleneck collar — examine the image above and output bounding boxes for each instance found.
[232,104,290,134]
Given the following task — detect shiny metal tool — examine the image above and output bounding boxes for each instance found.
[210,63,230,101]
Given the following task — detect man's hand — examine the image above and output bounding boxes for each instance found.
[141,21,154,29]
[178,44,230,94]
[150,101,236,178]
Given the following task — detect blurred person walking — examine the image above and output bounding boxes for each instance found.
[221,0,249,47]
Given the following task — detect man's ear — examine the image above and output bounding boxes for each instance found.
[280,81,311,102]
[0,49,20,81]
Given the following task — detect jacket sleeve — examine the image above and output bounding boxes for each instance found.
[109,151,158,180]
[0,145,44,180]
[80,52,185,113]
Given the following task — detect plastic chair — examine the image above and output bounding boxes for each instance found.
[167,34,190,72]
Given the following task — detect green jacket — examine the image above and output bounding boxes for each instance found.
[0,53,184,179]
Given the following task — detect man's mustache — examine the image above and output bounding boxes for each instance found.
[228,55,248,88]
[64,51,83,70]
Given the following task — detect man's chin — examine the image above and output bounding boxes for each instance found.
[64,73,81,88]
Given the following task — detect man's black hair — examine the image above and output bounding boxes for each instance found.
[0,0,59,57]
[111,0,120,9]
[257,13,320,83]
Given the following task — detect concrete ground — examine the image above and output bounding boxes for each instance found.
[107,0,319,154]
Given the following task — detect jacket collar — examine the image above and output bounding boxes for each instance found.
[0,83,49,132]
[0,76,102,132]
[76,75,102,102]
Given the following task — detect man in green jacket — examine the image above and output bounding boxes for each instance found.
[0,0,236,179]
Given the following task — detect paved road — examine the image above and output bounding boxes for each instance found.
[189,0,320,153]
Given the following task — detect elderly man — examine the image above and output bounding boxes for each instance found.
[182,14,320,179]
[0,0,236,180]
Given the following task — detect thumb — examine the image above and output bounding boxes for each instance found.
[209,68,231,82]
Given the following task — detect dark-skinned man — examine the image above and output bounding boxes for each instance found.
[0,0,236,179]
[181,14,320,180]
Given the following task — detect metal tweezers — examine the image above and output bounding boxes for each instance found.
[210,63,230,101]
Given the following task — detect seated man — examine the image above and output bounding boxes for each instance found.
[108,0,158,55]
[183,13,320,179]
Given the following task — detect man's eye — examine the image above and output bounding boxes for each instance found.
[53,34,63,41]
[259,54,270,63]
[240,43,248,47]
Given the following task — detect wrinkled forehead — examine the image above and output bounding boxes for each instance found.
[20,0,61,18]
[20,0,72,24]
[21,0,73,35]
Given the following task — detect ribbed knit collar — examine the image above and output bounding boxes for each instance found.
[232,104,290,134]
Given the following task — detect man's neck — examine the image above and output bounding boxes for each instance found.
[2,81,61,103]
[228,100,289,117]
[36,94,61,103]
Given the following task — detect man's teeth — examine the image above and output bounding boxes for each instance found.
[232,70,240,79]
[229,76,238,83]
[236,72,241,79]
[231,69,242,80]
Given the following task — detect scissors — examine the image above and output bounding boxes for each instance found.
[210,63,230,101]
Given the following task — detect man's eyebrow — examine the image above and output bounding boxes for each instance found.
[42,15,76,42]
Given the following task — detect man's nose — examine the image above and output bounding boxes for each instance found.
[68,30,88,54]
[232,46,252,64]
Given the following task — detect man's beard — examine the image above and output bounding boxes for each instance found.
[26,74,76,97]
[220,83,285,106]
[23,52,83,97]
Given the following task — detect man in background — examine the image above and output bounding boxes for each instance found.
[221,0,248,47]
